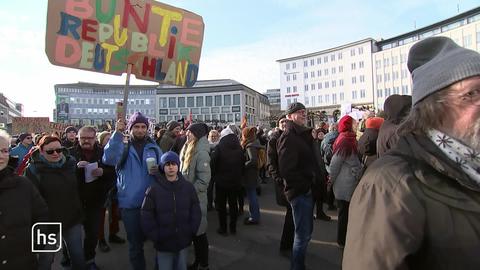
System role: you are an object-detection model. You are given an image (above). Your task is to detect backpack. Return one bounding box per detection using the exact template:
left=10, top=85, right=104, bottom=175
left=257, top=148, right=267, bottom=169
left=322, top=139, right=335, bottom=166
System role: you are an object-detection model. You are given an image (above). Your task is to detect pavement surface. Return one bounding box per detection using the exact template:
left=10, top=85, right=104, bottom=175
left=53, top=179, right=343, bottom=270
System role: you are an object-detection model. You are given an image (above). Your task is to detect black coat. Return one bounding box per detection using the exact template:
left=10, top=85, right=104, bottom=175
left=243, top=140, right=263, bottom=189
left=25, top=149, right=83, bottom=230
left=70, top=144, right=116, bottom=208
left=267, top=130, right=288, bottom=206
left=277, top=121, right=316, bottom=201
left=210, top=134, right=244, bottom=189
left=141, top=173, right=201, bottom=252
left=0, top=166, right=48, bottom=270
left=358, top=128, right=380, bottom=167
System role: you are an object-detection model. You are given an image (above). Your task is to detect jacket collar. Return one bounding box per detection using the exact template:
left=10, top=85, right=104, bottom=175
left=285, top=120, right=311, bottom=135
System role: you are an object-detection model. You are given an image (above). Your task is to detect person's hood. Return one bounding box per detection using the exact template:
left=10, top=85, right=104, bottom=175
left=383, top=95, right=412, bottom=124
left=219, top=133, right=241, bottom=150
left=220, top=126, right=234, bottom=140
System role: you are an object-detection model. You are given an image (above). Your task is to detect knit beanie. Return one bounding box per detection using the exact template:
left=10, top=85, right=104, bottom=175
left=186, top=123, right=208, bottom=139
left=18, top=133, right=31, bottom=142
left=286, top=102, right=306, bottom=115
left=166, top=120, right=181, bottom=131
left=407, top=36, right=480, bottom=105
left=127, top=112, right=149, bottom=131
left=64, top=126, right=77, bottom=134
left=365, top=117, right=384, bottom=130
left=160, top=151, right=181, bottom=169
left=338, top=115, right=354, bottom=133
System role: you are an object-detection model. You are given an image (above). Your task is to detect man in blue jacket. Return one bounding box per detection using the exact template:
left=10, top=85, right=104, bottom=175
left=103, top=112, right=162, bottom=270
left=10, top=133, right=33, bottom=168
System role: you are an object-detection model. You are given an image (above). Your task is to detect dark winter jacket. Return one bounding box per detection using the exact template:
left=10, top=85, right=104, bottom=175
left=25, top=149, right=83, bottom=230
left=277, top=121, right=316, bottom=201
left=141, top=173, right=201, bottom=252
left=344, top=132, right=480, bottom=269
left=243, top=139, right=263, bottom=189
left=357, top=128, right=380, bottom=167
left=158, top=130, right=176, bottom=153
left=377, top=95, right=411, bottom=157
left=0, top=166, right=48, bottom=270
left=210, top=134, right=244, bottom=189
left=321, top=130, right=339, bottom=173
left=267, top=129, right=288, bottom=206
left=62, top=138, right=77, bottom=150
left=70, top=144, right=116, bottom=208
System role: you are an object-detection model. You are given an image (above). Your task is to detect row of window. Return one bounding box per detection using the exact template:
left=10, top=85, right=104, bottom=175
left=65, top=97, right=153, bottom=106
left=165, top=106, right=241, bottom=115
left=376, top=70, right=409, bottom=83
left=58, top=88, right=155, bottom=95
left=375, top=54, right=407, bottom=69
left=159, top=94, right=241, bottom=108
left=285, top=47, right=366, bottom=70
left=287, top=89, right=367, bottom=107
left=377, top=86, right=410, bottom=98
left=71, top=108, right=155, bottom=115
left=159, top=113, right=242, bottom=123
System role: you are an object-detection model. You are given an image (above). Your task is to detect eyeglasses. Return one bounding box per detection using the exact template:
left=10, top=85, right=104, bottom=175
left=45, top=148, right=65, bottom=155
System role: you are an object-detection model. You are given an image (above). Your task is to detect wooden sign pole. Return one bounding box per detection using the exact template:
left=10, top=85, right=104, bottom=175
left=121, top=64, right=133, bottom=121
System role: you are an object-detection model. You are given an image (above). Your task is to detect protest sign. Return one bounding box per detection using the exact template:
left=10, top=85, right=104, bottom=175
left=12, top=117, right=50, bottom=135
left=45, top=0, right=204, bottom=87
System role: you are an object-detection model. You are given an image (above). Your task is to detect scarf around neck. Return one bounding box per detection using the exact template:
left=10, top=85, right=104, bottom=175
left=428, top=129, right=480, bottom=185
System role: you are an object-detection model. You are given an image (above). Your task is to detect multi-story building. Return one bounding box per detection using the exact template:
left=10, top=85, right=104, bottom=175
left=373, top=7, right=480, bottom=110
left=54, top=80, right=270, bottom=128
left=0, top=93, right=23, bottom=132
left=54, top=83, right=156, bottom=127
left=156, top=79, right=270, bottom=127
left=264, top=88, right=281, bottom=117
left=277, top=6, right=480, bottom=114
left=277, top=39, right=376, bottom=114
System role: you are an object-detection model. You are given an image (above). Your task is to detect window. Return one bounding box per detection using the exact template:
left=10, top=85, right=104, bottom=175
left=286, top=63, right=290, bottom=70
left=201, top=108, right=209, bottom=114
left=318, top=95, right=323, bottom=104
left=293, top=74, right=297, bottom=80
left=227, top=114, right=233, bottom=122
left=325, top=81, right=329, bottom=88
left=212, top=107, right=220, bottom=113
left=304, top=85, right=309, bottom=91
left=360, top=75, right=365, bottom=83
left=311, top=84, right=315, bottom=90
left=206, top=96, right=213, bottom=106
left=304, top=72, right=308, bottom=79
left=377, top=89, right=383, bottom=98
left=287, top=99, right=292, bottom=106
left=178, top=97, right=185, bottom=107
left=331, top=54, right=335, bottom=61
left=292, top=63, right=296, bottom=68
left=196, top=96, right=204, bottom=107
left=214, top=95, right=222, bottom=106
left=318, top=82, right=322, bottom=89
left=339, top=79, right=344, bottom=86
left=352, top=90, right=358, bottom=99
left=293, top=86, right=297, bottom=92
left=351, top=63, right=356, bottom=70
left=332, top=93, right=337, bottom=104
left=304, top=97, right=309, bottom=105
left=360, top=89, right=366, bottom=98
left=324, top=56, right=328, bottom=63
left=359, top=61, right=364, bottom=68
left=338, top=52, right=343, bottom=59
left=187, top=97, right=194, bottom=107
left=286, top=75, right=290, bottom=81
left=325, top=94, right=330, bottom=103
left=221, top=107, right=230, bottom=113
left=339, top=66, right=343, bottom=73
left=317, top=58, right=321, bottom=64
left=233, top=94, right=240, bottom=105
left=340, top=92, right=344, bottom=101
left=310, top=59, right=314, bottom=66
left=180, top=108, right=189, bottom=115
left=331, top=67, right=336, bottom=74
left=311, top=96, right=315, bottom=106
left=463, top=35, right=472, bottom=47
left=352, top=77, right=357, bottom=84
left=311, top=71, right=315, bottom=78
left=358, top=47, right=364, bottom=54
left=317, top=70, right=322, bottom=77
left=169, top=97, right=176, bottom=108
left=287, top=87, right=291, bottom=93
left=304, top=60, right=308, bottom=67
left=350, top=49, right=355, bottom=56
left=332, top=80, right=336, bottom=87
left=324, top=69, right=329, bottom=75
left=223, top=95, right=231, bottom=106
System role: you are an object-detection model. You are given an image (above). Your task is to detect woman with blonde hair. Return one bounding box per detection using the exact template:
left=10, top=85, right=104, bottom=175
left=179, top=123, right=211, bottom=270
left=241, top=126, right=263, bottom=225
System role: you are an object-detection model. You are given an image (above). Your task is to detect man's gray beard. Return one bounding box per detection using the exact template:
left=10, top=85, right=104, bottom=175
left=456, top=120, right=480, bottom=152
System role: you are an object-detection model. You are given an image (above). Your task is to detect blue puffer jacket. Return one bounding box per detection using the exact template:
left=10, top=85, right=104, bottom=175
left=141, top=173, right=201, bottom=252
left=10, top=144, right=33, bottom=168
left=102, top=131, right=162, bottom=208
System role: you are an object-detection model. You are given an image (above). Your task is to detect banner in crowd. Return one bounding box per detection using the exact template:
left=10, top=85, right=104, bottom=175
left=45, top=0, right=204, bottom=87
left=12, top=117, right=50, bottom=135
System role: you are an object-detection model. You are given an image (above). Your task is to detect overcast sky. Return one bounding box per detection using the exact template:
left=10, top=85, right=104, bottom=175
left=1, top=0, right=477, bottom=118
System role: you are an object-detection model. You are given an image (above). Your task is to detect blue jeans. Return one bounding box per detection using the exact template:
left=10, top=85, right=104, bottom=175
left=156, top=248, right=187, bottom=270
left=290, top=192, right=314, bottom=270
left=122, top=208, right=146, bottom=270
left=245, top=187, right=260, bottom=222
left=38, top=223, right=86, bottom=270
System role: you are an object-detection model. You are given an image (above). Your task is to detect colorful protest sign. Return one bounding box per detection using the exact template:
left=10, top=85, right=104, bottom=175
left=45, top=0, right=204, bottom=87
left=12, top=117, right=50, bottom=135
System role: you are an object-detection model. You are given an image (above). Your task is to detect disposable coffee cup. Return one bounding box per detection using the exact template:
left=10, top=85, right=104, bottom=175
left=146, top=157, right=157, bottom=172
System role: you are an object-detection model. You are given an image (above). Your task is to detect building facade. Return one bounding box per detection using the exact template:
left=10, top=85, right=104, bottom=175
left=277, top=39, right=376, bottom=114
left=54, top=83, right=156, bottom=127
left=54, top=80, right=270, bottom=128
left=156, top=79, right=270, bottom=127
left=277, top=6, right=480, bottom=114
left=373, top=7, right=480, bottom=110
left=0, top=93, right=23, bottom=132
left=264, top=88, right=281, bottom=117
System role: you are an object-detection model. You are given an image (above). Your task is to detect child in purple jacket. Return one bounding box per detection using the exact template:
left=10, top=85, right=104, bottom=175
left=141, top=151, right=201, bottom=270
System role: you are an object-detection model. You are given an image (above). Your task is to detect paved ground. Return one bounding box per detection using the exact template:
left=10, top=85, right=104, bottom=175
left=54, top=179, right=343, bottom=270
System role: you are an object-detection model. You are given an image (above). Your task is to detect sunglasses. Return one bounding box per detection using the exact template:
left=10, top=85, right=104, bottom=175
left=45, top=148, right=65, bottom=155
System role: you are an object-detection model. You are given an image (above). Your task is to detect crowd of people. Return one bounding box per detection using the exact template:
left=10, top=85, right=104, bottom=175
left=0, top=36, right=479, bottom=270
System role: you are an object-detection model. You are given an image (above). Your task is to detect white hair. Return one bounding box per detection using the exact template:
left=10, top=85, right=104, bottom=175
left=0, top=130, right=11, bottom=144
